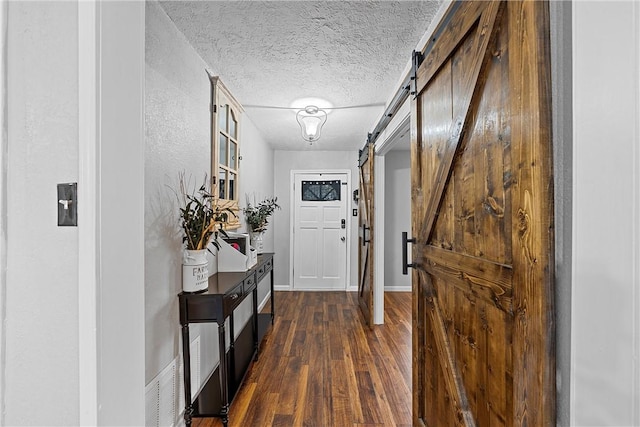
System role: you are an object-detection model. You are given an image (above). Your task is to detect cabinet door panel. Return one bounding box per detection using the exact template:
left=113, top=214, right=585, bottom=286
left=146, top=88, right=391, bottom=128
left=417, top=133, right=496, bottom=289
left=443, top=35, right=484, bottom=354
left=210, top=76, right=243, bottom=229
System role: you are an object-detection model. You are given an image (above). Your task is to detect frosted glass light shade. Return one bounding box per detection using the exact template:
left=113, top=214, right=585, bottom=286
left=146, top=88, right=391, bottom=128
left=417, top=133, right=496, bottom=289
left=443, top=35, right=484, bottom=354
left=296, top=106, right=327, bottom=143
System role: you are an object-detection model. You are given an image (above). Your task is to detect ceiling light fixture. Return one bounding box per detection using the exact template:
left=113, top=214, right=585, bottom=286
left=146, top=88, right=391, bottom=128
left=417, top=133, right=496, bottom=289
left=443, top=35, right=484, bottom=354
left=296, top=105, right=327, bottom=144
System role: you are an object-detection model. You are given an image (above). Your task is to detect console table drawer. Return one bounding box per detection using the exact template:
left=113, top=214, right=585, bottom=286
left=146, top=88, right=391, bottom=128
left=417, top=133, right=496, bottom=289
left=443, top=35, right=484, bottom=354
left=256, top=257, right=273, bottom=282
left=182, top=297, right=224, bottom=323
left=223, top=284, right=243, bottom=314
left=243, top=273, right=257, bottom=294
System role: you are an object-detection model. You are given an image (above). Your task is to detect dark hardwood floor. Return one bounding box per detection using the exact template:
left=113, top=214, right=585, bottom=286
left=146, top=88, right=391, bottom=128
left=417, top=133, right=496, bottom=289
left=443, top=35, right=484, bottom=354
left=193, top=291, right=412, bottom=427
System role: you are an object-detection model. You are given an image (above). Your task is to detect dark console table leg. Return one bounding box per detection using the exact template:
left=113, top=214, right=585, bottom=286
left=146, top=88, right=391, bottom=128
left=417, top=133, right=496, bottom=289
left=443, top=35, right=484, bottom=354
left=218, top=321, right=229, bottom=427
left=181, top=323, right=193, bottom=427
left=229, top=312, right=235, bottom=392
left=270, top=267, right=275, bottom=325
left=253, top=287, right=259, bottom=359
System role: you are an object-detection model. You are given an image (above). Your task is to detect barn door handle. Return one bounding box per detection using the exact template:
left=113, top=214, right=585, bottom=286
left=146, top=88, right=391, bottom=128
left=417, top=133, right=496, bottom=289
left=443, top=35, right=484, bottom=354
left=361, top=224, right=370, bottom=246
left=402, top=232, right=416, bottom=275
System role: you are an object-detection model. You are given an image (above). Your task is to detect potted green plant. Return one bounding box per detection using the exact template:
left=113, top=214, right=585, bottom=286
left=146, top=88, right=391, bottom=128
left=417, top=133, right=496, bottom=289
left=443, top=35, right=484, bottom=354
left=175, top=172, right=234, bottom=292
left=243, top=195, right=280, bottom=253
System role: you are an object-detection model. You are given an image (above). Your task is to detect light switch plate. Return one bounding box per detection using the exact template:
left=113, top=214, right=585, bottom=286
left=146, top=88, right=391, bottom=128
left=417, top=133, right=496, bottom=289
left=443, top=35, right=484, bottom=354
left=58, top=183, right=77, bottom=226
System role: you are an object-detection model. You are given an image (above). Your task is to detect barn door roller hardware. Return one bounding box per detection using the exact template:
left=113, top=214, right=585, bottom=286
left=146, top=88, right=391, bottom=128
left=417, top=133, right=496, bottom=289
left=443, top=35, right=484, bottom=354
left=359, top=133, right=373, bottom=167
left=402, top=232, right=416, bottom=275
left=410, top=50, right=424, bottom=98
left=360, top=47, right=425, bottom=150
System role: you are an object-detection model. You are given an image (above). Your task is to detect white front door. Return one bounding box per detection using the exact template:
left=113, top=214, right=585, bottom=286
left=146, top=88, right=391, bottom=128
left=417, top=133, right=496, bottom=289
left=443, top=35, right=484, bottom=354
left=293, top=172, right=348, bottom=290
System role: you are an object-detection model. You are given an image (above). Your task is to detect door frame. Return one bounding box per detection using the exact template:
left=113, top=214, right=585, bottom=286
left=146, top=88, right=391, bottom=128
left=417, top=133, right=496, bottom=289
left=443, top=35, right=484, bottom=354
left=371, top=100, right=411, bottom=324
left=571, top=2, right=640, bottom=425
left=78, top=1, right=99, bottom=422
left=289, top=169, right=352, bottom=291
left=78, top=2, right=146, bottom=423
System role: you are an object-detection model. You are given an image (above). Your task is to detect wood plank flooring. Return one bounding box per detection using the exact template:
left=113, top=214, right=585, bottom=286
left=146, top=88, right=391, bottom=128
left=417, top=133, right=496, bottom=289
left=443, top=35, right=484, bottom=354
left=193, top=291, right=412, bottom=427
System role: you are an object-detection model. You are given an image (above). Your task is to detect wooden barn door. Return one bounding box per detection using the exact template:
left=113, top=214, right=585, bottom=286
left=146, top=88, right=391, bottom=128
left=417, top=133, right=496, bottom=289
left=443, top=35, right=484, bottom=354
left=410, top=1, right=555, bottom=426
left=358, top=141, right=374, bottom=326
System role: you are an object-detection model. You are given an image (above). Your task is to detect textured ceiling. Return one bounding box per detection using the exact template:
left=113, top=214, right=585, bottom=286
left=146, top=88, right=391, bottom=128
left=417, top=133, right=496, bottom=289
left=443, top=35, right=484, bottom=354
left=159, top=1, right=442, bottom=151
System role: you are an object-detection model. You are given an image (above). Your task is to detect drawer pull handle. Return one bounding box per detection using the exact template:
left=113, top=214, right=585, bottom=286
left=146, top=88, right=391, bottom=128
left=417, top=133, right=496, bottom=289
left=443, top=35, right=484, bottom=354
left=230, top=293, right=239, bottom=300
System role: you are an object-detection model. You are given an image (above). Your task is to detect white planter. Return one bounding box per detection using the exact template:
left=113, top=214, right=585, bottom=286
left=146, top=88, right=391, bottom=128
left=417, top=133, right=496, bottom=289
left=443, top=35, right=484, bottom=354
left=182, top=249, right=208, bottom=293
left=250, top=231, right=264, bottom=254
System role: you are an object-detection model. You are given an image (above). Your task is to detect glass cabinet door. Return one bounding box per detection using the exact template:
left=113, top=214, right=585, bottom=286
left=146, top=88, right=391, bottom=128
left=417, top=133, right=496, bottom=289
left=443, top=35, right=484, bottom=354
left=219, top=135, right=228, bottom=167
left=211, top=76, right=242, bottom=229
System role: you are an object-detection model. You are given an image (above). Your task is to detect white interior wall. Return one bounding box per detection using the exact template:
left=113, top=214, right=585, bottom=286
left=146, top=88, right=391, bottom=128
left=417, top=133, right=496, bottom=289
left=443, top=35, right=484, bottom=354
left=145, top=0, right=213, bottom=385
left=4, top=2, right=146, bottom=424
left=231, top=116, right=276, bottom=333
left=0, top=1, right=7, bottom=423
left=78, top=1, right=98, bottom=422
left=97, top=2, right=146, bottom=424
left=4, top=2, right=80, bottom=424
left=236, top=116, right=276, bottom=309
left=572, top=1, right=640, bottom=425
left=145, top=2, right=275, bottom=420
left=383, top=151, right=411, bottom=291
left=273, top=150, right=359, bottom=290
left=236, top=116, right=276, bottom=256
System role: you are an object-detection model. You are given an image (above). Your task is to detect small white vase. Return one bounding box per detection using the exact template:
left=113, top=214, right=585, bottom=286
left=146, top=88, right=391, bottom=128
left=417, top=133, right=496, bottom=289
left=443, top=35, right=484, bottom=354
left=250, top=231, right=264, bottom=254
left=182, top=249, right=208, bottom=293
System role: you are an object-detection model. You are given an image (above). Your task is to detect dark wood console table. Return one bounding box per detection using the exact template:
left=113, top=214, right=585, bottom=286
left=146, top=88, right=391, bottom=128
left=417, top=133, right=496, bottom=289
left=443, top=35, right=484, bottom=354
left=178, top=253, right=274, bottom=427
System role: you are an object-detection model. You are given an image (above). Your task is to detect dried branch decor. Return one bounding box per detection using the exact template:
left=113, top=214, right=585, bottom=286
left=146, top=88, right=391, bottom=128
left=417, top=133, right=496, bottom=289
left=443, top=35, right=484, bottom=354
left=176, top=172, right=235, bottom=252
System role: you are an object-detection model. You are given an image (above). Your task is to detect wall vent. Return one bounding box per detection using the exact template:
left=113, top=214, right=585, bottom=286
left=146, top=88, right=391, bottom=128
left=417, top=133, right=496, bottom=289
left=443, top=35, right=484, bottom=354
left=145, top=358, right=177, bottom=427
left=158, top=361, right=177, bottom=426
left=145, top=335, right=201, bottom=427
left=144, top=378, right=160, bottom=427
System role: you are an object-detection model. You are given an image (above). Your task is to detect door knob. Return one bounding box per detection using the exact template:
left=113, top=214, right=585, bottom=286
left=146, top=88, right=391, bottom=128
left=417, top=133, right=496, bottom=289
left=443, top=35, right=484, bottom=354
left=341, top=236, right=346, bottom=242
